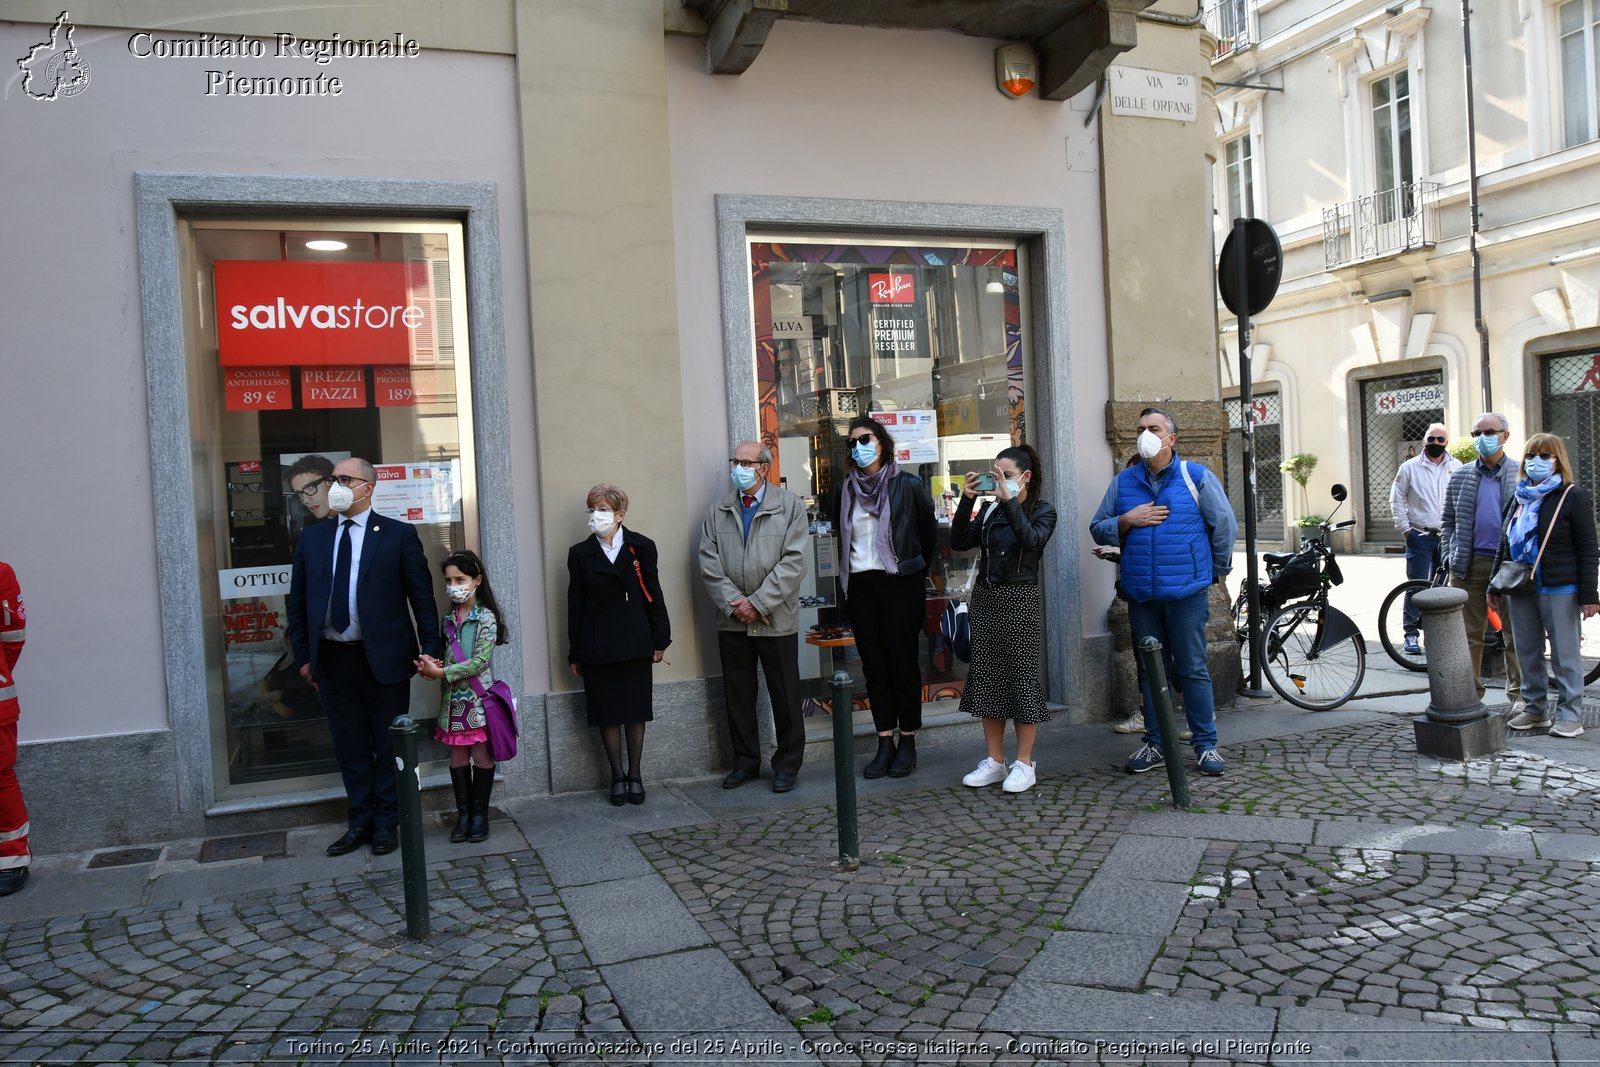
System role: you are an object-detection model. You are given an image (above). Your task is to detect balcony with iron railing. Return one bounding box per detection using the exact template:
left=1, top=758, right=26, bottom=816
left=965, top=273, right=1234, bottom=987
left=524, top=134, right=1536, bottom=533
left=1321, top=181, right=1441, bottom=270
left=1204, top=0, right=1251, bottom=60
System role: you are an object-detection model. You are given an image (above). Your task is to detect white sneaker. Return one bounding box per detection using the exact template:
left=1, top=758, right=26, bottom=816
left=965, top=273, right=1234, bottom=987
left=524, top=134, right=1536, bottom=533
left=1550, top=720, right=1585, bottom=738
left=1112, top=713, right=1144, bottom=734
left=1180, top=728, right=1194, bottom=741
left=1508, top=699, right=1526, bottom=719
left=962, top=756, right=1008, bottom=787
left=1002, top=760, right=1037, bottom=793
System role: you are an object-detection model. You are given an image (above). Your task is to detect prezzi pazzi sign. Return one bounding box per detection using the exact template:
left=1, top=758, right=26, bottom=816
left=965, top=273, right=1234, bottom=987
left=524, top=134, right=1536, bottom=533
left=1108, top=66, right=1197, bottom=122
left=214, top=261, right=428, bottom=366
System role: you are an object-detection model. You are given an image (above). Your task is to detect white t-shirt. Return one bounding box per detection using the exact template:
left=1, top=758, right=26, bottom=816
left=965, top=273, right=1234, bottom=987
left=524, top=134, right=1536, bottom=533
left=849, top=506, right=884, bottom=573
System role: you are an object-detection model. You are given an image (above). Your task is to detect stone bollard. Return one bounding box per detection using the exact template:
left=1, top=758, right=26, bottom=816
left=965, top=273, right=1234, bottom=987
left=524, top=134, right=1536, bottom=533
left=1413, top=587, right=1506, bottom=760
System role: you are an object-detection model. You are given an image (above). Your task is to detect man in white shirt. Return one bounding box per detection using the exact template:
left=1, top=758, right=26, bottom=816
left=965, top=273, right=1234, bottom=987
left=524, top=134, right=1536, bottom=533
left=1388, top=422, right=1463, bottom=654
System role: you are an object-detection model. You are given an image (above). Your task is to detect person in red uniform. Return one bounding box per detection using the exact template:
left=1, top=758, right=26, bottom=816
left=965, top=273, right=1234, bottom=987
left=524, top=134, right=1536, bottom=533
left=0, top=561, right=27, bottom=895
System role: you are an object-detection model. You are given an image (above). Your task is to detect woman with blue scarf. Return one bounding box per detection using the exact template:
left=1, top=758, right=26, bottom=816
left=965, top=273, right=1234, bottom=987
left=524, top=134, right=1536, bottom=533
left=835, top=416, right=937, bottom=779
left=1490, top=433, right=1599, bottom=737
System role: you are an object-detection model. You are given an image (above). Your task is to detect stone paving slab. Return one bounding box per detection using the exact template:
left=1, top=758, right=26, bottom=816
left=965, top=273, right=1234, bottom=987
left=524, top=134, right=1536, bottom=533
left=1532, top=831, right=1600, bottom=863
left=1017, top=931, right=1167, bottom=991
left=1274, top=1005, right=1552, bottom=1064
left=1552, top=1033, right=1600, bottom=1064
left=601, top=948, right=784, bottom=1034
left=1311, top=819, right=1537, bottom=858
left=987, top=983, right=1277, bottom=1039
left=504, top=791, right=710, bottom=850
left=1129, top=812, right=1315, bottom=845
left=1064, top=877, right=1191, bottom=936
left=562, top=875, right=710, bottom=965
left=0, top=862, right=147, bottom=922
left=1095, top=834, right=1208, bottom=883
left=539, top=837, right=654, bottom=888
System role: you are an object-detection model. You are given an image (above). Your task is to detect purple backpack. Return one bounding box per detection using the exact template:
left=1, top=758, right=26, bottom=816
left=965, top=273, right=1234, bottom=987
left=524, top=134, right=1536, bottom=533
left=447, top=615, right=519, bottom=762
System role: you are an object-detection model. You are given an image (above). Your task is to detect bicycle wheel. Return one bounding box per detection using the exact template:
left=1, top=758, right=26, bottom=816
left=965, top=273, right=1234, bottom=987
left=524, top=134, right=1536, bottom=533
left=1377, top=580, right=1430, bottom=672
left=1262, top=602, right=1366, bottom=710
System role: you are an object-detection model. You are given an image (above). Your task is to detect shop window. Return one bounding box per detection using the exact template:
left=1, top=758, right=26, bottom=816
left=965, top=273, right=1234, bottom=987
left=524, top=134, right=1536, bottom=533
left=748, top=238, right=1028, bottom=715
left=1543, top=348, right=1600, bottom=486
left=185, top=221, right=476, bottom=799
left=1223, top=392, right=1282, bottom=535
left=1359, top=370, right=1444, bottom=543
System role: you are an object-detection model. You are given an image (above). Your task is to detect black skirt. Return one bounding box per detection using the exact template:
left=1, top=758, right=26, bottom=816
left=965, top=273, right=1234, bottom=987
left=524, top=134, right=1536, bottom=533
left=582, top=659, right=655, bottom=726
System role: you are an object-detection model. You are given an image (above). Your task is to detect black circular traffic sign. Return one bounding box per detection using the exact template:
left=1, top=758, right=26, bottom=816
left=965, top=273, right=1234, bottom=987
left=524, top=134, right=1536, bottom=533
left=1218, top=218, right=1283, bottom=317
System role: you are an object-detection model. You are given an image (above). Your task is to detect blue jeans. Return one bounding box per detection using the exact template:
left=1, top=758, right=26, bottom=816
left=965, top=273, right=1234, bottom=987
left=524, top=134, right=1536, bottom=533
left=1128, top=589, right=1217, bottom=751
left=1402, top=531, right=1439, bottom=636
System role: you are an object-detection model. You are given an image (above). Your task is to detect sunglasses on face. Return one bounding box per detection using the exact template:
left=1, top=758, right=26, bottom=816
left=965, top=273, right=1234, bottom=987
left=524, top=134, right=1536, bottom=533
left=1425, top=437, right=1447, bottom=443
left=1530, top=452, right=1557, bottom=462
left=849, top=434, right=876, bottom=447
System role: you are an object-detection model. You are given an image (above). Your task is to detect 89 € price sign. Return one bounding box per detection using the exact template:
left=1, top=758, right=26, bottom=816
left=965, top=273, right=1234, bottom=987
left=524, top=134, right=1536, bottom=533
left=223, top=366, right=294, bottom=411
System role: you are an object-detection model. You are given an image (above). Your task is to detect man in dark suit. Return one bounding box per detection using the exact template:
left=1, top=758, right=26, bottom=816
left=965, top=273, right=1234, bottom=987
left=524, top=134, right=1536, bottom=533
left=287, top=457, right=441, bottom=856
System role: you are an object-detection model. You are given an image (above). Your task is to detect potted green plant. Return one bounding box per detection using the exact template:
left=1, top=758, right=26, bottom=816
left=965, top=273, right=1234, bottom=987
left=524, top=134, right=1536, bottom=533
left=1448, top=435, right=1477, bottom=463
left=1281, top=453, right=1319, bottom=545
left=1293, top=513, right=1326, bottom=548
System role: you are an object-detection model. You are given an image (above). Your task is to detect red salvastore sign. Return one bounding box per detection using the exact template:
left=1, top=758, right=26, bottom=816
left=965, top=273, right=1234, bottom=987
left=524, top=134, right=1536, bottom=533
left=214, top=261, right=428, bottom=366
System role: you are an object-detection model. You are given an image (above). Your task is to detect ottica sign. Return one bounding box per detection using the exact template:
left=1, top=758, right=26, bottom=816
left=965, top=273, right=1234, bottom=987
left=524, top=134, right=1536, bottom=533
left=214, top=261, right=427, bottom=366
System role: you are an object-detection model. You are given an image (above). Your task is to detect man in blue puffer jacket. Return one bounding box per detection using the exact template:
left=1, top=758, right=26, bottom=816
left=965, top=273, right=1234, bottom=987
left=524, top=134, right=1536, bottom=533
left=1092, top=407, right=1238, bottom=776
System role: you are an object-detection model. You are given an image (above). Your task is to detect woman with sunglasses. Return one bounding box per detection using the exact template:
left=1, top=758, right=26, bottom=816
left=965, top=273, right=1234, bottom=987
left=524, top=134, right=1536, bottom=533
left=835, top=416, right=937, bottom=779
left=1490, top=433, right=1599, bottom=738
left=952, top=443, right=1057, bottom=793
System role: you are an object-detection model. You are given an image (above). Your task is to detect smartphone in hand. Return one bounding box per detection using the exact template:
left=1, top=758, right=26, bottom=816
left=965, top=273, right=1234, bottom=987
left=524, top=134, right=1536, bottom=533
left=973, top=473, right=997, bottom=492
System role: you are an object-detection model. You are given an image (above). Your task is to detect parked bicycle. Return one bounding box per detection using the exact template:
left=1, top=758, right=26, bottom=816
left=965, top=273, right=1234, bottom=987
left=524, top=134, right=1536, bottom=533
left=1231, top=484, right=1366, bottom=710
left=1378, top=539, right=1600, bottom=684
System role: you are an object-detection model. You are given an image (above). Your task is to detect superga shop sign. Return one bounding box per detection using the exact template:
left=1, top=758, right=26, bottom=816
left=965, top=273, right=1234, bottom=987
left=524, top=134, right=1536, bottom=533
left=1372, top=382, right=1444, bottom=414
left=214, top=261, right=427, bottom=366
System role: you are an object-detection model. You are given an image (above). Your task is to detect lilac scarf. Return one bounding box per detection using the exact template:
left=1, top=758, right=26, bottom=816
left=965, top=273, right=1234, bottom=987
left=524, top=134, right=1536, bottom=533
left=839, top=457, right=901, bottom=593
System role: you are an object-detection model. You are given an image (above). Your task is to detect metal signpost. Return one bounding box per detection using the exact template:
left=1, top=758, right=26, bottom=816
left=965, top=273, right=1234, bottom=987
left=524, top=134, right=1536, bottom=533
left=1218, top=217, right=1283, bottom=696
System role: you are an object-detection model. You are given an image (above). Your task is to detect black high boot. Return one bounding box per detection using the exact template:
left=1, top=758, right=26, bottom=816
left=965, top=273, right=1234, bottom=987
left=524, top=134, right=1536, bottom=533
left=863, top=735, right=896, bottom=780
left=449, top=765, right=472, bottom=843
left=468, top=765, right=495, bottom=842
left=888, top=734, right=917, bottom=778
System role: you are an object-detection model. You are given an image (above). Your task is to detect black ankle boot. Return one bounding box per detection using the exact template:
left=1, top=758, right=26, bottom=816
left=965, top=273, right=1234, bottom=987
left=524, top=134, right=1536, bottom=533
left=468, top=765, right=495, bottom=842
left=449, top=765, right=472, bottom=843
left=863, top=736, right=896, bottom=780
left=888, top=734, right=917, bottom=778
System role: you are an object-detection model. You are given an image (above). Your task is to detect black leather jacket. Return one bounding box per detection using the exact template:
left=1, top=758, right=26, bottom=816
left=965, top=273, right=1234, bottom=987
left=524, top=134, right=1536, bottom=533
left=950, top=494, right=1058, bottom=586
left=834, top=471, right=938, bottom=577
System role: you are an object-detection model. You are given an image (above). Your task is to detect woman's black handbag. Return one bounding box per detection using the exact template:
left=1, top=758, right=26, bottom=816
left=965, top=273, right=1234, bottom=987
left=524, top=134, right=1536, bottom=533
left=1490, top=486, right=1571, bottom=597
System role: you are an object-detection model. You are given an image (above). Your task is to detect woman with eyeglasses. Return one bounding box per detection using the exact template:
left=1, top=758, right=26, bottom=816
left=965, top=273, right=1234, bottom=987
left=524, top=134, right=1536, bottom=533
left=835, top=416, right=937, bottom=779
left=1490, top=433, right=1599, bottom=738
left=566, top=484, right=671, bottom=804
left=953, top=444, right=1058, bottom=793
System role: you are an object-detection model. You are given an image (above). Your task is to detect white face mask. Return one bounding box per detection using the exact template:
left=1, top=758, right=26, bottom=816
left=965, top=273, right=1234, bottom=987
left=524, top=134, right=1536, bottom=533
left=1137, top=429, right=1167, bottom=461
left=327, top=482, right=355, bottom=513
left=447, top=584, right=476, bottom=604
left=588, top=509, right=617, bottom=536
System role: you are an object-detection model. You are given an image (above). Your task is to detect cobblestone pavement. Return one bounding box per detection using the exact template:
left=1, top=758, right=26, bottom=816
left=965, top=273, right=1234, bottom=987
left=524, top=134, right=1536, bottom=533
left=0, top=852, right=636, bottom=1065
left=7, top=711, right=1600, bottom=1065
left=643, top=715, right=1600, bottom=1065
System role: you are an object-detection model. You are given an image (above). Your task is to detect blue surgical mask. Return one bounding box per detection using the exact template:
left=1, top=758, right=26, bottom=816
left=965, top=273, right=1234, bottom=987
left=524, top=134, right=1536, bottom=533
left=730, top=465, right=759, bottom=492
left=1004, top=480, right=1020, bottom=497
left=1524, top=457, right=1554, bottom=482
left=852, top=441, right=878, bottom=468
left=1474, top=433, right=1502, bottom=459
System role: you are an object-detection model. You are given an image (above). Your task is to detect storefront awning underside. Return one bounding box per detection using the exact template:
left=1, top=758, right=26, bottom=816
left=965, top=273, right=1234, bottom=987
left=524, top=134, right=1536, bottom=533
left=681, top=0, right=1160, bottom=100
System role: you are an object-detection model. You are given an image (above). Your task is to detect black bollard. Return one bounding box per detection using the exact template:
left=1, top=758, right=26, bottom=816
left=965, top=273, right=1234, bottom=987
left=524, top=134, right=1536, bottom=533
left=389, top=715, right=430, bottom=940
left=1135, top=637, right=1191, bottom=809
left=830, top=671, right=860, bottom=870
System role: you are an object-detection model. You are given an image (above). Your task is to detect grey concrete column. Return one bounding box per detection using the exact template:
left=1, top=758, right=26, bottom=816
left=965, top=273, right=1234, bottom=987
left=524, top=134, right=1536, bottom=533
left=1414, top=587, right=1505, bottom=759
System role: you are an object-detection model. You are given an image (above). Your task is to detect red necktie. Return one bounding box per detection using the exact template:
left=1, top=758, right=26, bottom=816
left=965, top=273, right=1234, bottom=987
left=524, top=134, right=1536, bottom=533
left=743, top=495, right=756, bottom=509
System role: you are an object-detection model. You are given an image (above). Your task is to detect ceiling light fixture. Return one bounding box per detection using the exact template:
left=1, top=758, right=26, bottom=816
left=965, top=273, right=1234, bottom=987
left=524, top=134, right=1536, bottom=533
left=305, top=239, right=348, bottom=252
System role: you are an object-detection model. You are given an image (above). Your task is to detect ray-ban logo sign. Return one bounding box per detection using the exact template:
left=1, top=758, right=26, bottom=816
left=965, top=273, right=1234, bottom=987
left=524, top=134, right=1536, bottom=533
left=868, top=274, right=915, bottom=304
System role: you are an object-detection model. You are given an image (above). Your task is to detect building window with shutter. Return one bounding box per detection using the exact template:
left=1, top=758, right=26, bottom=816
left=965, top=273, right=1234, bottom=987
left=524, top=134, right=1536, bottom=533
left=1561, top=0, right=1600, bottom=147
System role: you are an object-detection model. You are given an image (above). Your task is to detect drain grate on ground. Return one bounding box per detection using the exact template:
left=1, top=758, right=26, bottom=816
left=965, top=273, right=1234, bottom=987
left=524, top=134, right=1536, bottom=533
left=198, top=831, right=287, bottom=864
left=86, top=847, right=161, bottom=869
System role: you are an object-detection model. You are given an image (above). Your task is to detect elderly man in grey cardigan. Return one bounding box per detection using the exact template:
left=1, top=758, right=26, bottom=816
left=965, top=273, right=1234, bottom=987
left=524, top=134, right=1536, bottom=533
left=699, top=441, right=811, bottom=793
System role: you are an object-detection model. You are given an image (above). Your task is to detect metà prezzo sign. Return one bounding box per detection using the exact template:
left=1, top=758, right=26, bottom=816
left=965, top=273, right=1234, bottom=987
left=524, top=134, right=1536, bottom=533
left=1108, top=66, right=1197, bottom=122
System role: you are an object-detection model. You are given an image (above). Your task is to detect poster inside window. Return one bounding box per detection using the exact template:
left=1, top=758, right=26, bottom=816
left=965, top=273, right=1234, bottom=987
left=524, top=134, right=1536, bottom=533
left=747, top=238, right=1031, bottom=718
